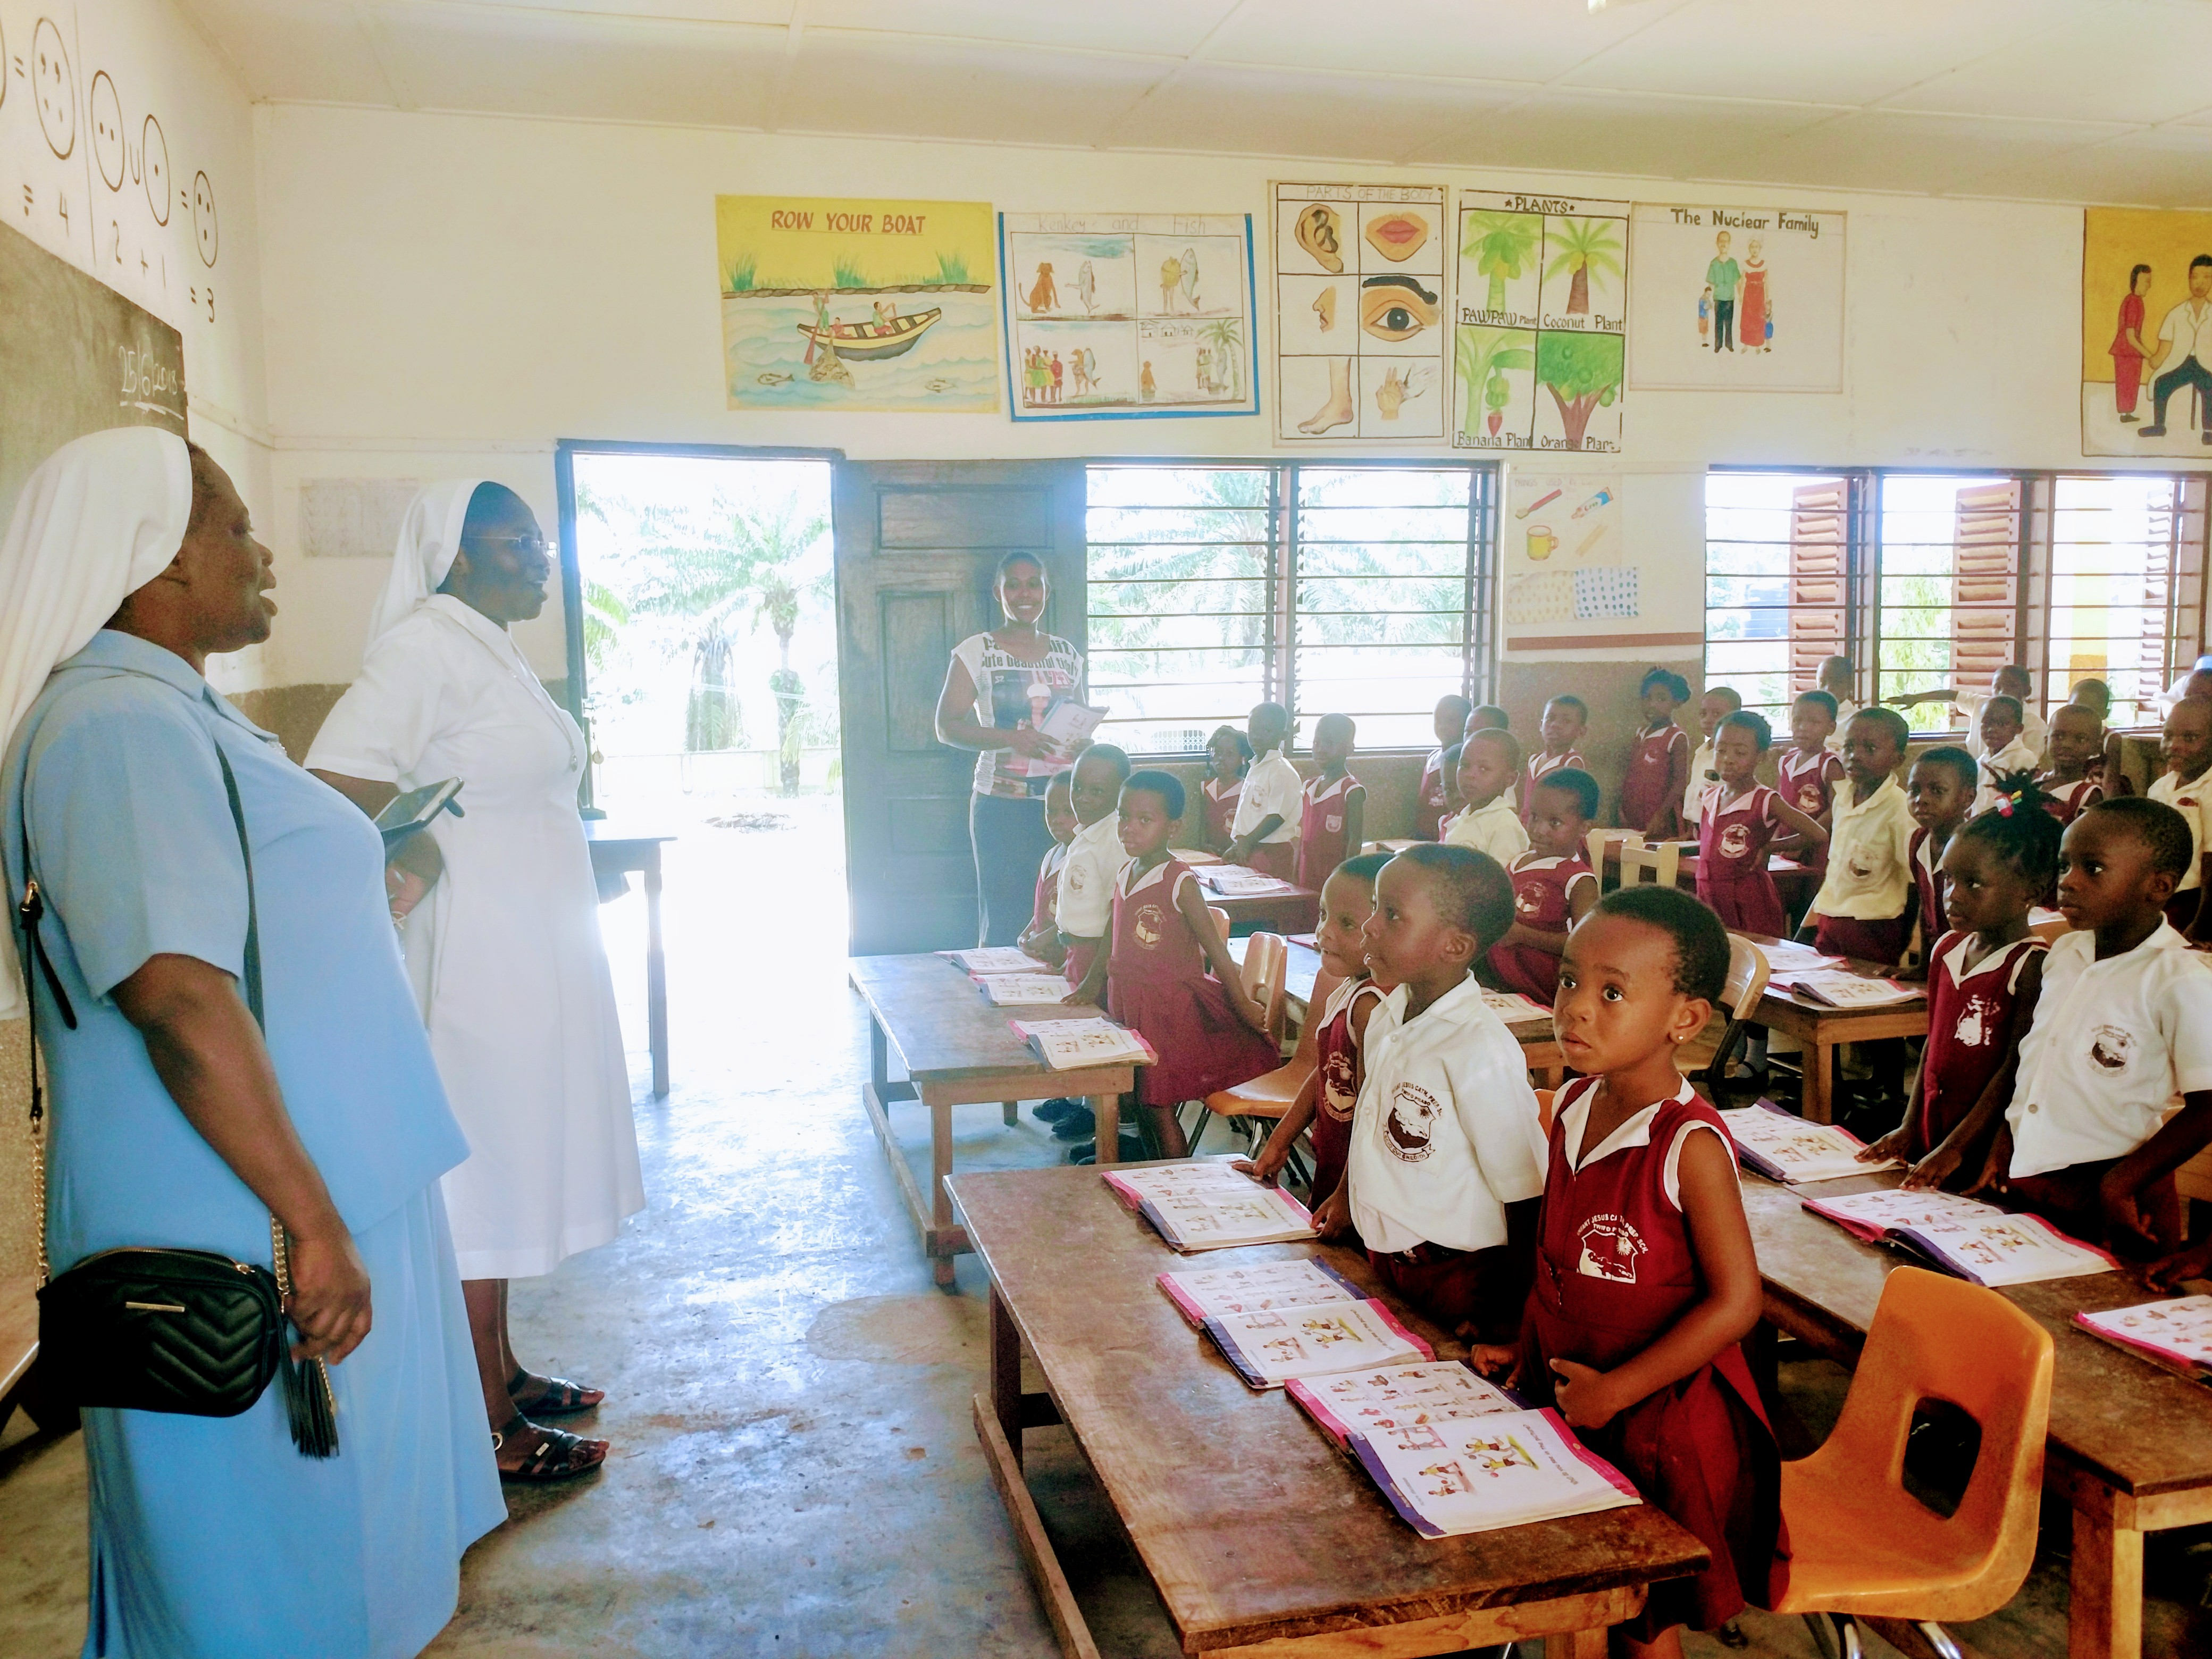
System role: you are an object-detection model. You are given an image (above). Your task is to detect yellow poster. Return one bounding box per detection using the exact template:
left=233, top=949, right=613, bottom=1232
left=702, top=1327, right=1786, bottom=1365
left=2081, top=206, right=2212, bottom=457
left=715, top=195, right=998, bottom=412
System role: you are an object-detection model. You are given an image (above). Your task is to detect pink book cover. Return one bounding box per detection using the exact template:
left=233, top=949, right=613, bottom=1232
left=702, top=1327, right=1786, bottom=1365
left=1157, top=1258, right=1361, bottom=1329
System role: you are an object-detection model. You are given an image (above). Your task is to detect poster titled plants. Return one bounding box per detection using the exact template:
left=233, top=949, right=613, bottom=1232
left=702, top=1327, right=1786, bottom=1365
left=998, top=212, right=1258, bottom=421
left=715, top=195, right=998, bottom=412
left=1452, top=191, right=1629, bottom=454
left=1272, top=180, right=1448, bottom=442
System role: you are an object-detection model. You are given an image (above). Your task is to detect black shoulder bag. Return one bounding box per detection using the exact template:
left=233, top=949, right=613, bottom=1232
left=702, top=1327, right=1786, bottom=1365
left=18, top=744, right=339, bottom=1457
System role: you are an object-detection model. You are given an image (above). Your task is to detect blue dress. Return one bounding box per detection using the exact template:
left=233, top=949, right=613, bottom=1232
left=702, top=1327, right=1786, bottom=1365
left=3, top=632, right=505, bottom=1659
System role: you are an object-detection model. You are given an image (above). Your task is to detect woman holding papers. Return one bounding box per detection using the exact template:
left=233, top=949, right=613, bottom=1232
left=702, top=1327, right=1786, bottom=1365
left=309, top=480, right=641, bottom=1480
left=934, top=551, right=1088, bottom=945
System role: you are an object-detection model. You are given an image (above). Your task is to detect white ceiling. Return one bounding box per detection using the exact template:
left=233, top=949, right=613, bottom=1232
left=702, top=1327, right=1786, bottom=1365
left=177, top=0, right=2212, bottom=206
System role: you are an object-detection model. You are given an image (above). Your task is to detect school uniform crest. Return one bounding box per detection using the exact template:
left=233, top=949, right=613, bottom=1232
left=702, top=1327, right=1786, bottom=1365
left=1384, top=1082, right=1440, bottom=1162
left=1515, top=884, right=1543, bottom=916
left=1795, top=784, right=1822, bottom=811
left=1953, top=995, right=1993, bottom=1048
left=1324, top=813, right=1343, bottom=833
left=1320, top=1046, right=1357, bottom=1120
left=1068, top=864, right=1086, bottom=892
left=2088, top=1024, right=2135, bottom=1074
left=1719, top=823, right=1752, bottom=859
left=1134, top=904, right=1165, bottom=949
left=1574, top=1213, right=1647, bottom=1283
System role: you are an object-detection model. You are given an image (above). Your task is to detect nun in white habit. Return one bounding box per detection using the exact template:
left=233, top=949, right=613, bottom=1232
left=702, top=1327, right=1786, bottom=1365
left=308, top=479, right=642, bottom=1467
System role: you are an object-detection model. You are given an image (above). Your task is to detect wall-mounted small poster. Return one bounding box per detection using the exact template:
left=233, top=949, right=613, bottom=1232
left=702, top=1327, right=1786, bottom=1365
left=1629, top=204, right=1846, bottom=392
left=2081, top=206, right=2212, bottom=457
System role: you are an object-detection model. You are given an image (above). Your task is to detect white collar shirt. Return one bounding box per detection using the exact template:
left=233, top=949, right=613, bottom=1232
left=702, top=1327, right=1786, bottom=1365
left=1055, top=814, right=1130, bottom=936
left=1683, top=739, right=1719, bottom=823
left=2007, top=923, right=2212, bottom=1178
left=1972, top=734, right=2043, bottom=814
left=2147, top=763, right=2212, bottom=893
left=1812, top=775, right=1916, bottom=919
left=1230, top=746, right=1301, bottom=844
left=1346, top=976, right=1548, bottom=1254
left=1956, top=690, right=2048, bottom=765
left=1823, top=699, right=1862, bottom=755
left=2156, top=297, right=2212, bottom=372
left=1443, top=795, right=1530, bottom=867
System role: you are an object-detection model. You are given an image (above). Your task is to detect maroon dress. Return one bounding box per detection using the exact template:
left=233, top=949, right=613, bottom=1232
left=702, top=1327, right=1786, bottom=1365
left=1488, top=852, right=1595, bottom=1003
left=1295, top=772, right=1359, bottom=891
left=1521, top=1078, right=1781, bottom=1639
left=1777, top=747, right=1842, bottom=874
left=1309, top=976, right=1384, bottom=1214
left=2040, top=775, right=2103, bottom=827
left=1202, top=776, right=1244, bottom=849
left=1521, top=749, right=1586, bottom=825
left=1908, top=826, right=1951, bottom=943
left=1696, top=785, right=1788, bottom=936
left=1107, top=859, right=1280, bottom=1108
left=1619, top=724, right=1689, bottom=836
left=1030, top=842, right=1067, bottom=940
left=1913, top=932, right=2045, bottom=1166
left=1417, top=748, right=1450, bottom=841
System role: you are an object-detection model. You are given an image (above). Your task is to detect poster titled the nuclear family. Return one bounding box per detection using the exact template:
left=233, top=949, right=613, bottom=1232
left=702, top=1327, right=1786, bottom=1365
left=1629, top=204, right=1846, bottom=392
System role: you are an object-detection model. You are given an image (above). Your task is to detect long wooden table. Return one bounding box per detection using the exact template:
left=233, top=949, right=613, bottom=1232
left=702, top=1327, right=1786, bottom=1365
left=1740, top=934, right=1929, bottom=1125
left=849, top=954, right=1138, bottom=1286
left=951, top=1163, right=1710, bottom=1658
left=1745, top=1169, right=2212, bottom=1659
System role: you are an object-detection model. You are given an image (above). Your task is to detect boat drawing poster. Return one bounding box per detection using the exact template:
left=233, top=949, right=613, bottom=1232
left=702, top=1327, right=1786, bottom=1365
left=1272, top=181, right=1448, bottom=442
left=2081, top=207, right=2212, bottom=458
left=1452, top=191, right=1629, bottom=454
left=999, top=213, right=1258, bottom=422
left=715, top=195, right=998, bottom=412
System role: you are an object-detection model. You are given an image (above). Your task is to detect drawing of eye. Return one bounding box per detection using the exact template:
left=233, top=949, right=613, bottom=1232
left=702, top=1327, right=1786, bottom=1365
left=1360, top=274, right=1439, bottom=341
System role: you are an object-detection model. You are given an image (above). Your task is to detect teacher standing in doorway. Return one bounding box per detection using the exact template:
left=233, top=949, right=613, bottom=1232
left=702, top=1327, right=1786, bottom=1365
left=935, top=552, right=1085, bottom=946
left=308, top=480, right=644, bottom=1482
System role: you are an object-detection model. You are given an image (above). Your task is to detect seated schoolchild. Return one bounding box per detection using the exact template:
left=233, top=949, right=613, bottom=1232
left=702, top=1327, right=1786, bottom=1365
left=1417, top=696, right=1473, bottom=841
left=1487, top=767, right=1600, bottom=1004
left=1443, top=727, right=1530, bottom=868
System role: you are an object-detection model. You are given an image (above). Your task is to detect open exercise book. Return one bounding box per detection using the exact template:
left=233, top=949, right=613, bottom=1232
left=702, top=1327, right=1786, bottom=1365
left=2075, top=1296, right=2212, bottom=1384
left=1197, top=865, right=1301, bottom=898
left=1803, top=1188, right=2117, bottom=1287
left=1286, top=1360, right=1524, bottom=1452
left=1103, top=1160, right=1314, bottom=1251
left=971, top=973, right=1077, bottom=1007
left=1351, top=1405, right=1642, bottom=1539
left=945, top=946, right=1046, bottom=976
left=1158, top=1256, right=1363, bottom=1327
left=1481, top=989, right=1553, bottom=1030
left=1201, top=1299, right=1433, bottom=1389
left=1781, top=971, right=1922, bottom=1009
left=1010, top=1017, right=1157, bottom=1071
left=1721, top=1101, right=1900, bottom=1183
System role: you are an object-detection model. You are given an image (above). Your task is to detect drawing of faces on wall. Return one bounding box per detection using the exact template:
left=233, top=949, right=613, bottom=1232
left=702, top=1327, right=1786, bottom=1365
left=192, top=172, right=217, bottom=266
left=33, top=18, right=75, bottom=160
left=144, top=117, right=171, bottom=224
left=91, top=72, right=125, bottom=190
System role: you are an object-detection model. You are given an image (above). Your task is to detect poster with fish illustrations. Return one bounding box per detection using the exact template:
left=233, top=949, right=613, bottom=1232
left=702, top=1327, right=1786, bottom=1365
left=715, top=195, right=998, bottom=412
left=1272, top=181, right=1448, bottom=442
left=998, top=213, right=1259, bottom=422
left=1453, top=191, right=1629, bottom=454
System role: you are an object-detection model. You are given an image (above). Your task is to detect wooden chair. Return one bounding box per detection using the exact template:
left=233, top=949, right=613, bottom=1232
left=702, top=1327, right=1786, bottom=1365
left=1770, top=1266, right=2054, bottom=1659
left=1586, top=828, right=1681, bottom=894
left=1699, top=935, right=1773, bottom=1103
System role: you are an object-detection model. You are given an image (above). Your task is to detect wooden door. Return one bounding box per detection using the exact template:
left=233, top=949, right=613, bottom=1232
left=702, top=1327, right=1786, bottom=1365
left=834, top=460, right=1087, bottom=957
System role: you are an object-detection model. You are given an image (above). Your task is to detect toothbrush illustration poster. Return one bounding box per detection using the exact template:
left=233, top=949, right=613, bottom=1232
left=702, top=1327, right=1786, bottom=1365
left=1452, top=190, right=1629, bottom=454
left=1272, top=180, right=1448, bottom=442
left=1504, top=472, right=1628, bottom=632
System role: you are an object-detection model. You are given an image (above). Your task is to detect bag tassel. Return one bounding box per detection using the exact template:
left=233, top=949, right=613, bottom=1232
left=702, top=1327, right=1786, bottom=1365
left=271, top=1219, right=340, bottom=1459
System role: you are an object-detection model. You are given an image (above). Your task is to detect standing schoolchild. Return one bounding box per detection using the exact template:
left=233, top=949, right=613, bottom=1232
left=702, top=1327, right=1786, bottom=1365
left=1417, top=695, right=1473, bottom=841
left=1488, top=768, right=1601, bottom=1004
left=1975, top=797, right=2212, bottom=1257
left=1199, top=724, right=1253, bottom=851
left=1774, top=690, right=1845, bottom=873
left=2068, top=680, right=2115, bottom=790
left=1519, top=888, right=1779, bottom=1655
left=1443, top=727, right=1530, bottom=868
left=1068, top=771, right=1277, bottom=1160
left=2144, top=694, right=2212, bottom=936
left=1903, top=747, right=1978, bottom=956
left=1018, top=772, right=1079, bottom=972
left=2039, top=703, right=2106, bottom=827
left=1523, top=696, right=1589, bottom=824
left=1891, top=664, right=2048, bottom=766
left=1682, top=685, right=1740, bottom=831
left=1226, top=702, right=1301, bottom=881
left=1805, top=708, right=1917, bottom=967
left=1969, top=696, right=2040, bottom=816
left=1817, top=656, right=1861, bottom=755
left=1620, top=668, right=1693, bottom=839
left=1462, top=703, right=1510, bottom=745
left=1861, top=783, right=2056, bottom=1191
left=1316, top=846, right=1548, bottom=1356
left=1696, top=712, right=1828, bottom=937
left=1295, top=713, right=1365, bottom=890
left=1237, top=852, right=1394, bottom=1223
left=1055, top=745, right=1132, bottom=990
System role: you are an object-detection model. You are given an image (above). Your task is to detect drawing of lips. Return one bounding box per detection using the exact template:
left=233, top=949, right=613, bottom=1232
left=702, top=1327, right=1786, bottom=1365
left=1364, top=212, right=1429, bottom=262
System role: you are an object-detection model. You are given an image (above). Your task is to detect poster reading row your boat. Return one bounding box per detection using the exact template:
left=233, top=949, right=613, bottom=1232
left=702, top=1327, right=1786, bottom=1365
left=999, top=213, right=1259, bottom=422
left=715, top=195, right=998, bottom=412
left=1628, top=204, right=1846, bottom=392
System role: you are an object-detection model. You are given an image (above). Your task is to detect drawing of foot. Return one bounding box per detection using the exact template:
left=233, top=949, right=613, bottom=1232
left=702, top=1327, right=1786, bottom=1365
left=1297, top=358, right=1354, bottom=435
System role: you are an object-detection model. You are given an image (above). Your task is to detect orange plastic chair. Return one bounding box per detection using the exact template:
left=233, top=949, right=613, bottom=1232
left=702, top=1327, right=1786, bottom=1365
left=1770, top=1266, right=2054, bottom=1659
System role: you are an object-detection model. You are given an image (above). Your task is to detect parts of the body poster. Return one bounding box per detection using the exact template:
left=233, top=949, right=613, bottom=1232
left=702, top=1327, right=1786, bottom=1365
left=999, top=213, right=1257, bottom=421
left=1452, top=191, right=1628, bottom=454
left=1272, top=180, right=1447, bottom=442
left=2081, top=206, right=2212, bottom=458
left=1629, top=204, right=1844, bottom=392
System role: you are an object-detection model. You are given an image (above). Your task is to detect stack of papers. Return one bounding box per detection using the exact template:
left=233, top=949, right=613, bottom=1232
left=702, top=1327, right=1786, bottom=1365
left=1721, top=1101, right=1899, bottom=1183
left=1168, top=847, right=1222, bottom=866
left=1202, top=1299, right=1431, bottom=1389
left=1010, top=1017, right=1157, bottom=1071
left=1197, top=865, right=1301, bottom=898
left=1157, top=1257, right=1363, bottom=1327
left=1803, top=1188, right=2117, bottom=1286
left=1287, top=1361, right=1524, bottom=1452
left=1784, top=971, right=1922, bottom=1009
left=1102, top=1161, right=1316, bottom=1252
left=946, top=946, right=1047, bottom=975
left=2074, top=1296, right=2212, bottom=1383
left=971, top=973, right=1076, bottom=1007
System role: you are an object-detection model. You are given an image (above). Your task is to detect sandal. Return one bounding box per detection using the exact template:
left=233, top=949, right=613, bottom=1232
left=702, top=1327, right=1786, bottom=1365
left=508, top=1368, right=605, bottom=1416
left=493, top=1416, right=608, bottom=1483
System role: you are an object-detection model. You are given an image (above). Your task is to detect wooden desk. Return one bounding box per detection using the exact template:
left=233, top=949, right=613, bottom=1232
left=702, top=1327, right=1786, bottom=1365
left=1594, top=835, right=1815, bottom=904
left=1206, top=883, right=1323, bottom=936
left=848, top=954, right=1138, bottom=1286
left=1738, top=934, right=1926, bottom=1125
left=950, top=1163, right=1709, bottom=1658
left=584, top=821, right=675, bottom=1098
left=1745, top=1170, right=2212, bottom=1659
left=0, top=1275, right=39, bottom=1437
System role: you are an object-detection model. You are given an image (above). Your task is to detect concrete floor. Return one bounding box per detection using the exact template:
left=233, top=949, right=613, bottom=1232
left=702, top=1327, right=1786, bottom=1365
left=3, top=802, right=2209, bottom=1657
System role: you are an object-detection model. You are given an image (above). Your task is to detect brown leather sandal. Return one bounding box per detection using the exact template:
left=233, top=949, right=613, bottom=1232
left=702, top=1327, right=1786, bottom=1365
left=493, top=1417, right=608, bottom=1482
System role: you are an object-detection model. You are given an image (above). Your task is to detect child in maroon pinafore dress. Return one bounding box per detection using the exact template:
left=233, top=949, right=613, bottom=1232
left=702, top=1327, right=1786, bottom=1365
left=1488, top=767, right=1600, bottom=1004
left=1903, top=747, right=1976, bottom=960
left=1238, top=852, right=1394, bottom=1224
left=1416, top=696, right=1472, bottom=841
left=1200, top=724, right=1252, bottom=851
left=1619, top=668, right=1693, bottom=839
left=1523, top=696, right=1589, bottom=826
left=1696, top=711, right=1827, bottom=938
left=1018, top=773, right=1079, bottom=972
left=1518, top=888, right=1781, bottom=1652
left=2040, top=702, right=2107, bottom=833
left=1295, top=714, right=1365, bottom=891
left=1775, top=690, right=1844, bottom=876
left=1070, top=770, right=1278, bottom=1158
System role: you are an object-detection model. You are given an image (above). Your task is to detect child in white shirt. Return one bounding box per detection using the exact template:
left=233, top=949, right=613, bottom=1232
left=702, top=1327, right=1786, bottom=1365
left=2145, top=693, right=2212, bottom=937
left=1055, top=745, right=1132, bottom=990
left=1442, top=727, right=1530, bottom=868
left=1226, top=700, right=1301, bottom=882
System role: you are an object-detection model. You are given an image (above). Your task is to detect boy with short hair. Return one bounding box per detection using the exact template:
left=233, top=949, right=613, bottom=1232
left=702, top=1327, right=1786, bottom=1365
left=1443, top=727, right=1530, bottom=868
left=1817, top=657, right=1859, bottom=754
left=1683, top=685, right=1741, bottom=828
left=2040, top=703, right=2107, bottom=826
left=1980, top=797, right=2212, bottom=1257
left=1417, top=694, right=1473, bottom=841
left=1971, top=694, right=2041, bottom=815
left=1523, top=696, right=1589, bottom=823
left=1805, top=707, right=1917, bottom=966
left=1226, top=701, right=1300, bottom=881
left=1892, top=663, right=2049, bottom=765
left=1318, top=845, right=1548, bottom=1358
left=2147, top=695, right=2212, bottom=936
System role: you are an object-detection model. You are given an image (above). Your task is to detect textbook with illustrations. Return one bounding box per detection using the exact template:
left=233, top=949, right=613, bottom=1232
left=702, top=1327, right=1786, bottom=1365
left=1197, top=865, right=1301, bottom=898
left=373, top=778, right=464, bottom=848
left=1803, top=1188, right=2117, bottom=1286
left=1287, top=1361, right=1524, bottom=1452
left=1351, top=1406, right=1643, bottom=1539
left=1009, top=1016, right=1158, bottom=1071
left=971, top=973, right=1079, bottom=1007
left=1102, top=1159, right=1317, bottom=1251
left=1203, top=1299, right=1431, bottom=1389
left=1783, top=970, right=1922, bottom=1009
left=1158, top=1256, right=1363, bottom=1327
left=1481, top=989, right=1553, bottom=1027
left=2074, top=1296, right=2212, bottom=1384
left=1721, top=1101, right=1900, bottom=1183
left=1754, top=940, right=1844, bottom=975
left=1033, top=697, right=1108, bottom=760
left=946, top=946, right=1045, bottom=975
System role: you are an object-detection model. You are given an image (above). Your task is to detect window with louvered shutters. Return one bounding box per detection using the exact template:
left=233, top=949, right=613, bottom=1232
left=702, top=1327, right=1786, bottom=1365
left=1788, top=479, right=1849, bottom=692
left=1950, top=479, right=2022, bottom=694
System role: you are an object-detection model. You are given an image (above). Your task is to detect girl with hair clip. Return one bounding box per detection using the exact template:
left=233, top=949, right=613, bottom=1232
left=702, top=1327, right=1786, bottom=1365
left=1620, top=667, right=1694, bottom=839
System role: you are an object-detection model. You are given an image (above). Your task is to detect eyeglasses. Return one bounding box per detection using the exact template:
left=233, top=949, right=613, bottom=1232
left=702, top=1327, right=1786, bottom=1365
left=467, top=533, right=553, bottom=560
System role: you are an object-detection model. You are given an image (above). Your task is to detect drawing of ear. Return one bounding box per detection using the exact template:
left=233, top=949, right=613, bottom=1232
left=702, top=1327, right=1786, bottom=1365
left=1295, top=204, right=1344, bottom=274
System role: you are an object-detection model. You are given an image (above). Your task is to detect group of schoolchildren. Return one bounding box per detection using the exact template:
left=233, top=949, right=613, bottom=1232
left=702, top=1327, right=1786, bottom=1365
left=1008, top=667, right=2212, bottom=1659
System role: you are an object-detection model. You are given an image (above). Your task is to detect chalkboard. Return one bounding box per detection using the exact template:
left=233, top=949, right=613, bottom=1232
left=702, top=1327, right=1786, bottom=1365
left=1, top=217, right=186, bottom=537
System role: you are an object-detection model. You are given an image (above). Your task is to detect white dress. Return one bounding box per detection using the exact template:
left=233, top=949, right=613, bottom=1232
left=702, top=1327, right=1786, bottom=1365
left=307, top=594, right=646, bottom=1279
